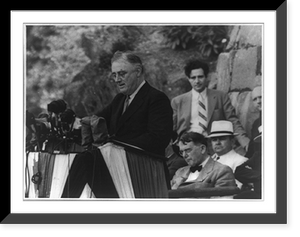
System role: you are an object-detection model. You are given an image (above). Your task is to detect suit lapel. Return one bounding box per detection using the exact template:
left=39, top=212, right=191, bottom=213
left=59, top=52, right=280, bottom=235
left=116, top=82, right=149, bottom=133
left=196, top=157, right=214, bottom=182
left=206, top=89, right=217, bottom=124
left=172, top=166, right=190, bottom=189
left=174, top=158, right=215, bottom=188
left=182, top=91, right=192, bottom=131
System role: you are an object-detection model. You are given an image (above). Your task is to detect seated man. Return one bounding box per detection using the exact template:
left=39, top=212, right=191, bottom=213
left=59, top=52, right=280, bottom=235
left=208, top=120, right=261, bottom=195
left=234, top=126, right=262, bottom=199
left=169, top=132, right=238, bottom=198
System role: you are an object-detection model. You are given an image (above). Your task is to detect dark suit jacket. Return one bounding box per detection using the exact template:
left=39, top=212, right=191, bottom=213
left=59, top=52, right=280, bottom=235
left=96, top=81, right=173, bottom=156
left=171, top=88, right=250, bottom=148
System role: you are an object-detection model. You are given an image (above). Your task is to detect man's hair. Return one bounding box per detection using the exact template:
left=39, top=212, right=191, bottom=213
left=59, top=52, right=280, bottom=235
left=179, top=132, right=208, bottom=147
left=111, top=50, right=143, bottom=73
left=184, top=59, right=209, bottom=78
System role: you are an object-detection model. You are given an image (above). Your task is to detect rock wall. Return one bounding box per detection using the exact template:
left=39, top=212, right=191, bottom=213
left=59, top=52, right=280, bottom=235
left=215, top=25, right=262, bottom=138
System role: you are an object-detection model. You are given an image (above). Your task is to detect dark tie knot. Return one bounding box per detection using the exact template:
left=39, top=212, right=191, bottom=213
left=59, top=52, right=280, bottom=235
left=190, top=165, right=202, bottom=173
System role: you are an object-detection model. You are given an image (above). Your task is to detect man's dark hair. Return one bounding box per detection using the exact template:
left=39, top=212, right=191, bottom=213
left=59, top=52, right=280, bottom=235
left=179, top=132, right=208, bottom=147
left=184, top=59, right=209, bottom=78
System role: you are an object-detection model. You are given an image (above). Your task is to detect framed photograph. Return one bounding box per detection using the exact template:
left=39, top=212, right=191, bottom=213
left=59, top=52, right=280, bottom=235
left=5, top=2, right=286, bottom=224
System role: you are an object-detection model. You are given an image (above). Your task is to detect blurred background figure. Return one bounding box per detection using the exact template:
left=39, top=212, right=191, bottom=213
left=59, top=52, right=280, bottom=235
left=245, top=85, right=262, bottom=158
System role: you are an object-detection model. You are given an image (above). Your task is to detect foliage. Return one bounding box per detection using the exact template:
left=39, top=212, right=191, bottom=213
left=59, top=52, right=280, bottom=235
left=26, top=25, right=92, bottom=114
left=157, top=25, right=230, bottom=59
left=26, top=25, right=143, bottom=115
left=26, top=25, right=228, bottom=116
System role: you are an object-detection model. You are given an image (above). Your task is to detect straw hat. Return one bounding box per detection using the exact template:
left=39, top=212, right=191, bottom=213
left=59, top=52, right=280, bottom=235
left=207, top=120, right=238, bottom=138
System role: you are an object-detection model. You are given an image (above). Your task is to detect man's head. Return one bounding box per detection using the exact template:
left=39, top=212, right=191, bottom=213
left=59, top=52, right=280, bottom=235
left=184, top=60, right=209, bottom=93
left=252, top=86, right=262, bottom=111
left=111, top=51, right=144, bottom=95
left=207, top=120, right=237, bottom=156
left=211, top=135, right=235, bottom=156
left=178, top=132, right=208, bottom=167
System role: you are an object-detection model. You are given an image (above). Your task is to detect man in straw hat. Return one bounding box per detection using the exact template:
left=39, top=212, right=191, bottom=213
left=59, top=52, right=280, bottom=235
left=208, top=120, right=261, bottom=198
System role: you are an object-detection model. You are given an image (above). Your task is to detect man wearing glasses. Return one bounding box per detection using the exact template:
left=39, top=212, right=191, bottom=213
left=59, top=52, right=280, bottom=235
left=169, top=131, right=238, bottom=198
left=96, top=50, right=173, bottom=156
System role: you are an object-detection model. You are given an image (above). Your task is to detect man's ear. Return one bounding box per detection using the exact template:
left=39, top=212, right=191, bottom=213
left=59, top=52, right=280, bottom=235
left=200, top=144, right=207, bottom=154
left=135, top=65, right=142, bottom=77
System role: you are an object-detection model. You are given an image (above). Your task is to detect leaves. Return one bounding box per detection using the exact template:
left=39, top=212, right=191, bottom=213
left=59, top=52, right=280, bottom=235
left=26, top=25, right=143, bottom=115
left=157, top=25, right=229, bottom=59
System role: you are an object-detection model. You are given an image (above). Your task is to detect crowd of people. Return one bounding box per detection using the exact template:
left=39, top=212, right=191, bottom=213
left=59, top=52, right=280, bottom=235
left=29, top=50, right=262, bottom=199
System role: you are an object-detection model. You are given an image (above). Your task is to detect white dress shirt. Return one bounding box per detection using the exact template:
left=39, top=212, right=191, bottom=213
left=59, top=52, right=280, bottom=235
left=212, top=149, right=248, bottom=172
left=185, top=156, right=210, bottom=182
left=212, top=149, right=248, bottom=188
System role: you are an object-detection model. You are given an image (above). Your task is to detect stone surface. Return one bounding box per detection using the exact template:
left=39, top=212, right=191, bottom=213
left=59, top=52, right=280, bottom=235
left=216, top=52, right=232, bottom=93
left=226, top=25, right=262, bottom=51
left=238, top=25, right=262, bottom=48
left=207, top=72, right=218, bottom=90
left=231, top=47, right=260, bottom=90
left=229, top=91, right=260, bottom=138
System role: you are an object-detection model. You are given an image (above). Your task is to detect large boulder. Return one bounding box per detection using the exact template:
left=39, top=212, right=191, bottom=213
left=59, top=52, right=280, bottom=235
left=231, top=46, right=262, bottom=90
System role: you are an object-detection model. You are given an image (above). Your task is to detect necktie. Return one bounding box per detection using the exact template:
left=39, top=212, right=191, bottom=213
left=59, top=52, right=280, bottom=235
left=198, top=94, right=207, bottom=134
left=190, top=165, right=203, bottom=173
left=123, top=95, right=130, bottom=114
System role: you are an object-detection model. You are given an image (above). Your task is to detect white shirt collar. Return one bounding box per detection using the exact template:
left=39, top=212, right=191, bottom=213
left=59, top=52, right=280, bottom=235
left=128, top=80, right=145, bottom=103
left=192, top=88, right=207, bottom=99
left=200, top=155, right=210, bottom=167
left=212, top=149, right=235, bottom=160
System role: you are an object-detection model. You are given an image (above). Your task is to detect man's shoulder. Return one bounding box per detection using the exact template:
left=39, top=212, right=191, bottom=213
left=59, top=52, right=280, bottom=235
left=112, top=93, right=125, bottom=102
left=207, top=88, right=226, bottom=97
left=171, top=91, right=192, bottom=102
left=174, top=165, right=190, bottom=175
left=205, top=157, right=232, bottom=174
left=146, top=84, right=171, bottom=103
left=231, top=150, right=248, bottom=159
left=213, top=159, right=232, bottom=171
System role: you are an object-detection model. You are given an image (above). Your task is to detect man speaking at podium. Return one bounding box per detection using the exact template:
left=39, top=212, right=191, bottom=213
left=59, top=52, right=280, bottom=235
left=96, top=50, right=173, bottom=156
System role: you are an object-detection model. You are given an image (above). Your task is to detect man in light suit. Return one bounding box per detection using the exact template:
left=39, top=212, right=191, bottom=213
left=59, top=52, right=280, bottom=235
left=171, top=59, right=250, bottom=150
left=169, top=132, right=238, bottom=198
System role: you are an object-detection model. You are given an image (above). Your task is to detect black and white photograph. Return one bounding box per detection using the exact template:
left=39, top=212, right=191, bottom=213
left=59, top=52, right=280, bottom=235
left=24, top=24, right=263, bottom=200
left=5, top=6, right=289, bottom=228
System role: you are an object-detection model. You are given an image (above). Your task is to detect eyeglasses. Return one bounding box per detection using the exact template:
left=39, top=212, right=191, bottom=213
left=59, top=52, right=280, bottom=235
left=111, top=70, right=128, bottom=81
left=179, top=148, right=192, bottom=157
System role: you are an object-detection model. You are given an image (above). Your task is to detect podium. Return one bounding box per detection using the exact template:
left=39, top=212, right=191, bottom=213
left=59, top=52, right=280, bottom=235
left=25, top=142, right=169, bottom=199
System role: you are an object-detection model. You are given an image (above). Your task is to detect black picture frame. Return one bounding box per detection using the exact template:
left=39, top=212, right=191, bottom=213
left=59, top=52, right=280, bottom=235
left=5, top=1, right=288, bottom=224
